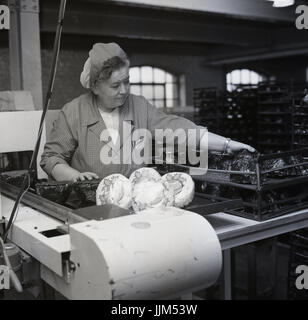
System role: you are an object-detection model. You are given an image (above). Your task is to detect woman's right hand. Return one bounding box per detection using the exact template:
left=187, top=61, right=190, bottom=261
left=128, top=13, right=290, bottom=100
left=72, top=172, right=99, bottom=182
left=51, top=164, right=100, bottom=182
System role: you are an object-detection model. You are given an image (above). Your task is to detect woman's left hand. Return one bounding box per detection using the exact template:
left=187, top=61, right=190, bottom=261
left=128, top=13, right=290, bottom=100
left=228, top=140, right=256, bottom=153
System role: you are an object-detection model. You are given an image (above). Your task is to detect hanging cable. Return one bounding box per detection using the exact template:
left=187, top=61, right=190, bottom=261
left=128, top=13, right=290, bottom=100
left=2, top=0, right=67, bottom=243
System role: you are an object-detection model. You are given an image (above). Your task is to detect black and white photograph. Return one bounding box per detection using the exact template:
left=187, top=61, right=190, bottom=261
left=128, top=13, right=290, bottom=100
left=0, top=0, right=308, bottom=303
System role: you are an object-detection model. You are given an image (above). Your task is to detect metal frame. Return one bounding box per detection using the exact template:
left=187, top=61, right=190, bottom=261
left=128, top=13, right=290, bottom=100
left=8, top=0, right=43, bottom=109
left=210, top=208, right=308, bottom=299
left=190, top=148, right=308, bottom=221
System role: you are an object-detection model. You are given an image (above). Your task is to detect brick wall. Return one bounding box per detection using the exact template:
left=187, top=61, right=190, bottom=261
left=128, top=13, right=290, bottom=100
left=41, top=49, right=88, bottom=109
left=0, top=47, right=89, bottom=109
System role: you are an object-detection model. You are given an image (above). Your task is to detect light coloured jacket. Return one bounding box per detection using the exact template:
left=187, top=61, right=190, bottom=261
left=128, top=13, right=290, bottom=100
left=40, top=93, right=205, bottom=179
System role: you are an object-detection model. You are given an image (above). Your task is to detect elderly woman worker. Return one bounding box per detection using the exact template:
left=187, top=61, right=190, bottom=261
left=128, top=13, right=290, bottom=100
left=40, top=43, right=255, bottom=182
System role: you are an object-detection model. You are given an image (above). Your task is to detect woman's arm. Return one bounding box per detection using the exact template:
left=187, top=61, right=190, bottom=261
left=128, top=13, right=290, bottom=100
left=51, top=164, right=99, bottom=182
left=206, top=132, right=255, bottom=153
left=51, top=164, right=80, bottom=181
left=40, top=109, right=78, bottom=179
left=41, top=109, right=98, bottom=182
left=146, top=100, right=255, bottom=153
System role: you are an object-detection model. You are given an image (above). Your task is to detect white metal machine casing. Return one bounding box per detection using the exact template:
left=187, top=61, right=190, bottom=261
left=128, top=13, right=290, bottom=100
left=41, top=207, right=222, bottom=300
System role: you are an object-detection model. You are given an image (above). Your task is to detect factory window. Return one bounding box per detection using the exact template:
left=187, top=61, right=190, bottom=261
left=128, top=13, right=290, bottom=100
left=226, top=69, right=267, bottom=91
left=129, top=66, right=180, bottom=108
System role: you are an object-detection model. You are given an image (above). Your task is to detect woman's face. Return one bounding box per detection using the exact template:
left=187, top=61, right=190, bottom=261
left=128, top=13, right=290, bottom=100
left=93, top=65, right=130, bottom=110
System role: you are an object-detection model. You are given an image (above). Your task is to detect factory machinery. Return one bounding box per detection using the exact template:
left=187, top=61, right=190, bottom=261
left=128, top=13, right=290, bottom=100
left=2, top=145, right=308, bottom=299
left=0, top=137, right=251, bottom=300
left=159, top=148, right=308, bottom=221
left=0, top=168, right=232, bottom=299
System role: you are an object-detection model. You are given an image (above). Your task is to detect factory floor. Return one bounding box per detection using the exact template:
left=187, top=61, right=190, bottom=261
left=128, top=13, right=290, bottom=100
left=0, top=236, right=301, bottom=300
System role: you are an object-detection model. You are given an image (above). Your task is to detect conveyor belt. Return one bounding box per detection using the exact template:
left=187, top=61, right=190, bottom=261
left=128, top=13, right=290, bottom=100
left=0, top=181, right=86, bottom=224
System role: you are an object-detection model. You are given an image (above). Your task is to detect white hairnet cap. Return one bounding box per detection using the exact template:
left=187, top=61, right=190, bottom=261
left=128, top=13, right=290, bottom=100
left=80, top=57, right=91, bottom=89
left=80, top=43, right=127, bottom=89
